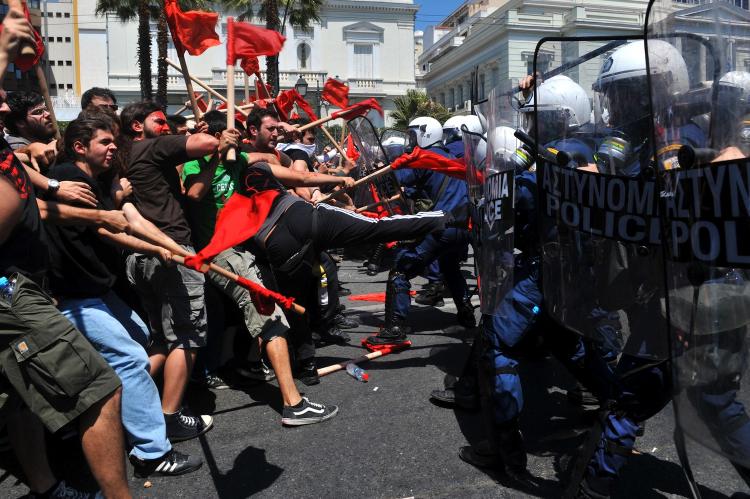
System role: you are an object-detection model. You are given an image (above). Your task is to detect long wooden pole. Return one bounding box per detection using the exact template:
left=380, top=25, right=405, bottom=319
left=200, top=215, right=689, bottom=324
left=226, top=62, right=237, bottom=161
left=317, top=165, right=392, bottom=203
left=320, top=126, right=346, bottom=159
left=243, top=73, right=250, bottom=104
left=355, top=194, right=400, bottom=213
left=317, top=347, right=407, bottom=377
left=171, top=255, right=306, bottom=315
left=33, top=65, right=60, bottom=140
left=174, top=52, right=203, bottom=121
left=165, top=57, right=249, bottom=117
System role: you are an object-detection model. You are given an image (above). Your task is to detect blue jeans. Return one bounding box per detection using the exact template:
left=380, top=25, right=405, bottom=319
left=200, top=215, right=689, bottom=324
left=59, top=292, right=171, bottom=460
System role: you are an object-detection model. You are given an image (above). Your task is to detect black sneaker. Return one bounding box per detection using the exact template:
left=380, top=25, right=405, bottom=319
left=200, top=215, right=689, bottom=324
left=281, top=397, right=339, bottom=426
left=334, top=313, right=359, bottom=329
left=25, top=480, right=101, bottom=499
left=165, top=409, right=214, bottom=442
left=294, top=361, right=320, bottom=386
left=235, top=360, right=276, bottom=382
left=203, top=373, right=231, bottom=390
left=130, top=449, right=203, bottom=478
left=457, top=300, right=477, bottom=328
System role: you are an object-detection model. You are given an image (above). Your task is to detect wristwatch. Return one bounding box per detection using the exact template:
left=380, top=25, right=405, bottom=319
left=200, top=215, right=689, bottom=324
left=47, top=178, right=60, bottom=196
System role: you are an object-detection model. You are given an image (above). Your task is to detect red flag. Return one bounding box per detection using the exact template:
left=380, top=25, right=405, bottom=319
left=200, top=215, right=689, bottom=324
left=227, top=18, right=286, bottom=66
left=293, top=91, right=318, bottom=121
left=236, top=276, right=296, bottom=315
left=390, top=147, right=467, bottom=180
left=241, top=55, right=260, bottom=76
left=164, top=0, right=220, bottom=57
left=184, top=191, right=278, bottom=273
left=255, top=79, right=273, bottom=99
left=274, top=89, right=296, bottom=121
left=12, top=3, right=44, bottom=71
left=290, top=112, right=301, bottom=120
left=332, top=98, right=383, bottom=120
left=192, top=92, right=208, bottom=112
left=321, top=78, right=349, bottom=109
left=346, top=134, right=360, bottom=162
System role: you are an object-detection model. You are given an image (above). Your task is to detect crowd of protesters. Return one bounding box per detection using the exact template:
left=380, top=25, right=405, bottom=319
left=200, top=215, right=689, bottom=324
left=0, top=7, right=453, bottom=497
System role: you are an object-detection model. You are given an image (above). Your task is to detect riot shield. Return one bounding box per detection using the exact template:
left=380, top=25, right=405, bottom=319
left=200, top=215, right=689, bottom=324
left=347, top=116, right=411, bottom=215
left=534, top=35, right=671, bottom=361
left=381, top=128, right=408, bottom=162
left=466, top=84, right=519, bottom=315
left=647, top=0, right=750, bottom=491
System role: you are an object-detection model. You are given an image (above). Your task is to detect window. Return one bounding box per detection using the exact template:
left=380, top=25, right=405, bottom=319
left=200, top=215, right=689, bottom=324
left=48, top=37, right=53, bottom=43
left=65, top=37, right=70, bottom=42
left=56, top=37, right=62, bottom=42
left=64, top=12, right=70, bottom=18
left=353, top=44, right=373, bottom=79
left=57, top=83, right=64, bottom=89
left=297, top=43, right=310, bottom=70
left=55, top=12, right=61, bottom=17
left=58, top=60, right=64, bottom=65
left=49, top=60, right=55, bottom=66
left=66, top=84, right=73, bottom=89
left=66, top=61, right=72, bottom=66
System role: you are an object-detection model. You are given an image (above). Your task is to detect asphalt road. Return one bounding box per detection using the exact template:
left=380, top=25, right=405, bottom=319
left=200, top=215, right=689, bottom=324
left=0, top=256, right=747, bottom=498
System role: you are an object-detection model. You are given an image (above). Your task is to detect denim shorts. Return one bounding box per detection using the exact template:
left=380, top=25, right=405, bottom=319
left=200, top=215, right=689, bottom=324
left=126, top=248, right=207, bottom=349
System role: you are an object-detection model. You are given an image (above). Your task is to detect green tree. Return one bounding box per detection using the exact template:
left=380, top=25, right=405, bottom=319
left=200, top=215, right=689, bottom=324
left=220, top=0, right=323, bottom=94
left=390, top=89, right=451, bottom=131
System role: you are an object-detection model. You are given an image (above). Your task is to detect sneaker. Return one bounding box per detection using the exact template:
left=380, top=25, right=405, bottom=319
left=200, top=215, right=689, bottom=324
left=165, top=409, right=214, bottom=443
left=334, top=313, right=359, bottom=329
left=235, top=360, right=276, bottom=382
left=281, top=397, right=338, bottom=426
left=203, top=373, right=231, bottom=390
left=430, top=387, right=480, bottom=411
left=25, top=480, right=102, bottom=499
left=130, top=449, right=203, bottom=478
left=294, top=361, right=320, bottom=386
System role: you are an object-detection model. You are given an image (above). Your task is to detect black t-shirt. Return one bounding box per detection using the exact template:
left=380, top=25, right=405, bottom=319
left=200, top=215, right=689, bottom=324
left=45, top=163, right=119, bottom=298
left=0, top=137, right=48, bottom=281
left=127, top=135, right=193, bottom=245
left=285, top=148, right=314, bottom=172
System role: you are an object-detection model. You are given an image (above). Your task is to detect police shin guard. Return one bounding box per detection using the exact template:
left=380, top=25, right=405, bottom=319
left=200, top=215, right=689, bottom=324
left=366, top=243, right=385, bottom=276
left=364, top=270, right=411, bottom=350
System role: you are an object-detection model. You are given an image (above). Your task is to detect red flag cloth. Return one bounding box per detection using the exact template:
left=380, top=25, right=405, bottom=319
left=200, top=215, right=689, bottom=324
left=12, top=3, right=44, bottom=71
left=164, top=0, right=220, bottom=57
left=292, top=91, right=318, bottom=121
left=348, top=291, right=416, bottom=302
left=290, top=112, right=300, bottom=120
left=321, top=78, right=349, bottom=109
left=226, top=18, right=286, bottom=66
left=390, top=147, right=467, bottom=180
left=332, top=98, right=383, bottom=120
left=274, top=89, right=297, bottom=121
left=255, top=79, right=273, bottom=99
left=241, top=55, right=260, bottom=76
left=193, top=92, right=208, bottom=112
left=346, top=134, right=360, bottom=162
left=236, top=276, right=296, bottom=314
left=183, top=190, right=280, bottom=272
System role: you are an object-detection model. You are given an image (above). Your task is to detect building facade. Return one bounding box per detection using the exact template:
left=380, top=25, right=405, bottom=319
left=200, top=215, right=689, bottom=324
left=68, top=0, right=418, bottom=126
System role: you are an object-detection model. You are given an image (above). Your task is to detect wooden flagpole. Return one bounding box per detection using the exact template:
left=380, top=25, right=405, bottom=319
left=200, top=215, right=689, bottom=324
left=225, top=17, right=237, bottom=161
left=165, top=58, right=249, bottom=118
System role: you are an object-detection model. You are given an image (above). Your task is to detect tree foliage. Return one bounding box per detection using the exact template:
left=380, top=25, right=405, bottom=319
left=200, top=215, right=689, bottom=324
left=390, top=90, right=452, bottom=131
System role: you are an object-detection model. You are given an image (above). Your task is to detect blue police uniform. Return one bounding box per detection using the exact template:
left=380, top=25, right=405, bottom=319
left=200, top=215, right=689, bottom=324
left=445, top=139, right=466, bottom=158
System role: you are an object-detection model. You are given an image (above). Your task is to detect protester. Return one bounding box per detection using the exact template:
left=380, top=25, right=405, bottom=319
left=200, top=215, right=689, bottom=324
left=120, top=100, right=224, bottom=441
left=167, top=114, right=189, bottom=136
left=81, top=87, right=118, bottom=112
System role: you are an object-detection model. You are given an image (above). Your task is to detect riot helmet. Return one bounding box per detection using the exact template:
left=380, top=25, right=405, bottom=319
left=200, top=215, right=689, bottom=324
left=519, top=75, right=591, bottom=145
left=408, top=117, right=443, bottom=149
left=593, top=40, right=689, bottom=139
left=443, top=115, right=483, bottom=145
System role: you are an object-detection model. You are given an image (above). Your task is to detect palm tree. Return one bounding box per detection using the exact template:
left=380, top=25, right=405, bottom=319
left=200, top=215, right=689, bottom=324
left=221, top=0, right=323, bottom=94
left=156, top=11, right=168, bottom=106
left=391, top=90, right=452, bottom=131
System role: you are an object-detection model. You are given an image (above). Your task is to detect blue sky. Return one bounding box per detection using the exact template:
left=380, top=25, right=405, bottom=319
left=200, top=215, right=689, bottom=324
left=415, top=1, right=465, bottom=31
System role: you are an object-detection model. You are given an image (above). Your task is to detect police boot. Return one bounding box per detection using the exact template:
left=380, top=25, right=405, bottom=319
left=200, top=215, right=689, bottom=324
left=365, top=271, right=410, bottom=348
left=457, top=298, right=477, bottom=328
left=430, top=375, right=479, bottom=410
left=366, top=243, right=385, bottom=276
left=415, top=282, right=445, bottom=307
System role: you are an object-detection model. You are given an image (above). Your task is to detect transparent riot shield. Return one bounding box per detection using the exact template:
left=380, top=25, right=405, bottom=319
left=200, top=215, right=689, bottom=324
left=647, top=0, right=750, bottom=493
left=347, top=116, right=411, bottom=215
left=467, top=84, right=519, bottom=315
left=381, top=128, right=408, bottom=162
left=534, top=36, right=671, bottom=361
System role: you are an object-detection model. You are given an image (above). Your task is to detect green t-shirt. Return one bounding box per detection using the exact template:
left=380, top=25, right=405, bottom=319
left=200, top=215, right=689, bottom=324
left=181, top=153, right=246, bottom=251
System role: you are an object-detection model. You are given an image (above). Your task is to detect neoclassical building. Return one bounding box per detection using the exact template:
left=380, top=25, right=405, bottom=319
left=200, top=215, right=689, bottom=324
left=69, top=0, right=419, bottom=125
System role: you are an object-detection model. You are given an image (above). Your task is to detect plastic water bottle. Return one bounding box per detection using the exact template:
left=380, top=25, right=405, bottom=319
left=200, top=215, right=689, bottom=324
left=318, top=266, right=329, bottom=307
left=346, top=363, right=369, bottom=382
left=0, top=276, right=15, bottom=304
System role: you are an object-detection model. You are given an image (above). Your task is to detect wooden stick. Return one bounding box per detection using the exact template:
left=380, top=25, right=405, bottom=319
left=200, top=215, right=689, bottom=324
left=297, top=114, right=335, bottom=132
left=174, top=53, right=203, bottom=121
left=317, top=350, right=387, bottom=377
left=164, top=58, right=249, bottom=117
left=174, top=104, right=188, bottom=115
left=339, top=123, right=347, bottom=168
left=355, top=194, right=400, bottom=213
left=317, top=166, right=392, bottom=203
left=171, top=255, right=306, bottom=315
left=320, top=126, right=346, bottom=159
left=226, top=62, right=237, bottom=162
left=244, top=73, right=250, bottom=104
left=33, top=65, right=60, bottom=140
left=10, top=1, right=36, bottom=57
